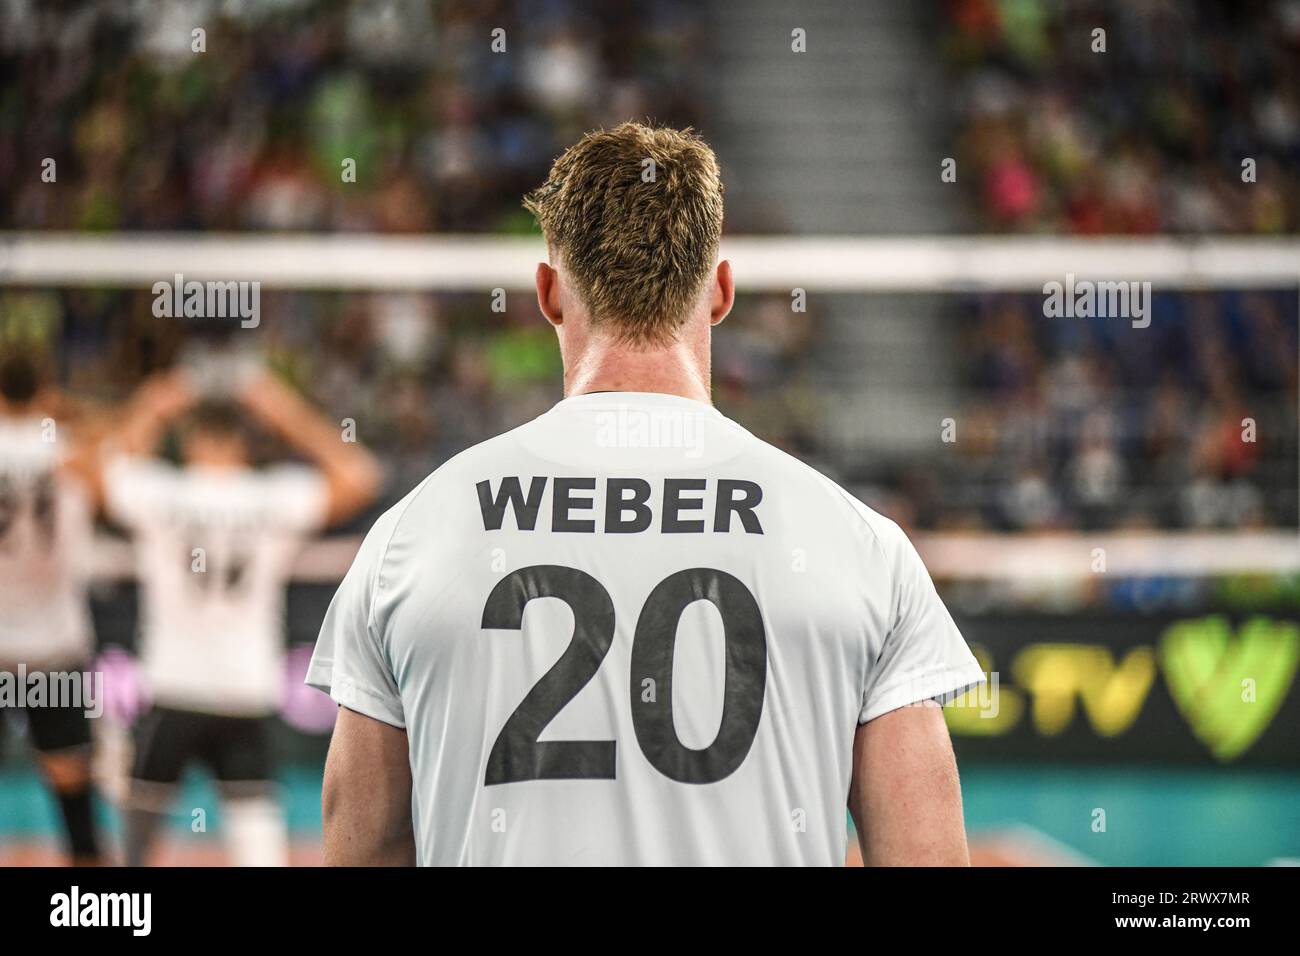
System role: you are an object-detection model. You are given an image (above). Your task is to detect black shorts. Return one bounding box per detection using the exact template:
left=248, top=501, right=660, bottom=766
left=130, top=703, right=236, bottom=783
left=132, top=705, right=273, bottom=785
left=0, top=666, right=95, bottom=754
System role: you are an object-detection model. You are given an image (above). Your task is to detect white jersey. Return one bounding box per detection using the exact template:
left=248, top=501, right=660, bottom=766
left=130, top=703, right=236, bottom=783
left=0, top=417, right=95, bottom=669
left=106, top=456, right=328, bottom=716
left=309, top=392, right=983, bottom=866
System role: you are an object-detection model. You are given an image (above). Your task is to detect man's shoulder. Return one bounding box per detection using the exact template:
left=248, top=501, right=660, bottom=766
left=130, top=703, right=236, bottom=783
left=729, top=424, right=902, bottom=546
left=422, top=420, right=540, bottom=493
left=368, top=422, right=538, bottom=534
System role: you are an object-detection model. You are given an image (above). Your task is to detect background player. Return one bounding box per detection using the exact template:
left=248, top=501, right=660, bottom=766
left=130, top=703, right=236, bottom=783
left=311, top=124, right=985, bottom=866
left=0, top=344, right=105, bottom=865
left=104, top=365, right=381, bottom=866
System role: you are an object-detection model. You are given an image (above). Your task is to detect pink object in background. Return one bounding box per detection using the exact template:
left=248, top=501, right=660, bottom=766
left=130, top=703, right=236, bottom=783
left=281, top=644, right=338, bottom=733
left=94, top=647, right=149, bottom=725
left=984, top=154, right=1041, bottom=222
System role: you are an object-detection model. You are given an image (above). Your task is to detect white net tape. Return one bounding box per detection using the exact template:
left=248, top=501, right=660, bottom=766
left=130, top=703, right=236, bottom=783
left=2, top=232, right=1298, bottom=290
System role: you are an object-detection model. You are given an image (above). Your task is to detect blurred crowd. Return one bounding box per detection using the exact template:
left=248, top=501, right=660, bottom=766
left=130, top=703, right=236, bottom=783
left=888, top=289, right=1298, bottom=533
left=943, top=0, right=1300, bottom=232
left=1, top=0, right=707, bottom=233
left=2, top=0, right=1295, bottom=539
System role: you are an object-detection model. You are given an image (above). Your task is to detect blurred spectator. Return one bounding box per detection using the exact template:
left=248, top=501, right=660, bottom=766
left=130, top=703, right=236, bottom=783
left=926, top=289, right=1298, bottom=532
left=944, top=0, right=1300, bottom=233
left=0, top=0, right=708, bottom=234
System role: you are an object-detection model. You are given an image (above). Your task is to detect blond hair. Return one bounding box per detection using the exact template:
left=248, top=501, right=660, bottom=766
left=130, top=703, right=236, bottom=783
left=523, top=122, right=724, bottom=346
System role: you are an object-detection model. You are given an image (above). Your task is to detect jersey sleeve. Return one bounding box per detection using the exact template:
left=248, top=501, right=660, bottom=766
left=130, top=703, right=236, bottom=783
left=305, top=505, right=405, bottom=728
left=262, top=465, right=330, bottom=534
left=859, top=520, right=986, bottom=724
left=102, top=455, right=179, bottom=529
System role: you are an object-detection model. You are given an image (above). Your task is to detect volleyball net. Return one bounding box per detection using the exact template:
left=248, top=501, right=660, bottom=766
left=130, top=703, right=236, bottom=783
left=3, top=230, right=1296, bottom=582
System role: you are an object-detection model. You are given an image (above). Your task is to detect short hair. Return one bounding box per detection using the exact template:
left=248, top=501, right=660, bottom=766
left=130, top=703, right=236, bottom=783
left=523, top=122, right=724, bottom=347
left=185, top=400, right=245, bottom=441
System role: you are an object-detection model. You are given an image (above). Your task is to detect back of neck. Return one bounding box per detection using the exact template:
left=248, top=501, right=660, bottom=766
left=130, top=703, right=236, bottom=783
left=563, top=337, right=712, bottom=404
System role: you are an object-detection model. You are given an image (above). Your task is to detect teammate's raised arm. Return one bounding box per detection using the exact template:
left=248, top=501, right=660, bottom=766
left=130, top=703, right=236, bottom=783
left=105, top=369, right=198, bottom=460
left=321, top=706, right=415, bottom=866
left=849, top=701, right=971, bottom=866
left=238, top=371, right=382, bottom=525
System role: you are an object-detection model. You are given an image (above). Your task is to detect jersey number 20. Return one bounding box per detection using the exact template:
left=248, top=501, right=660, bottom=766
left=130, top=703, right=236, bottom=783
left=481, top=565, right=767, bottom=786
